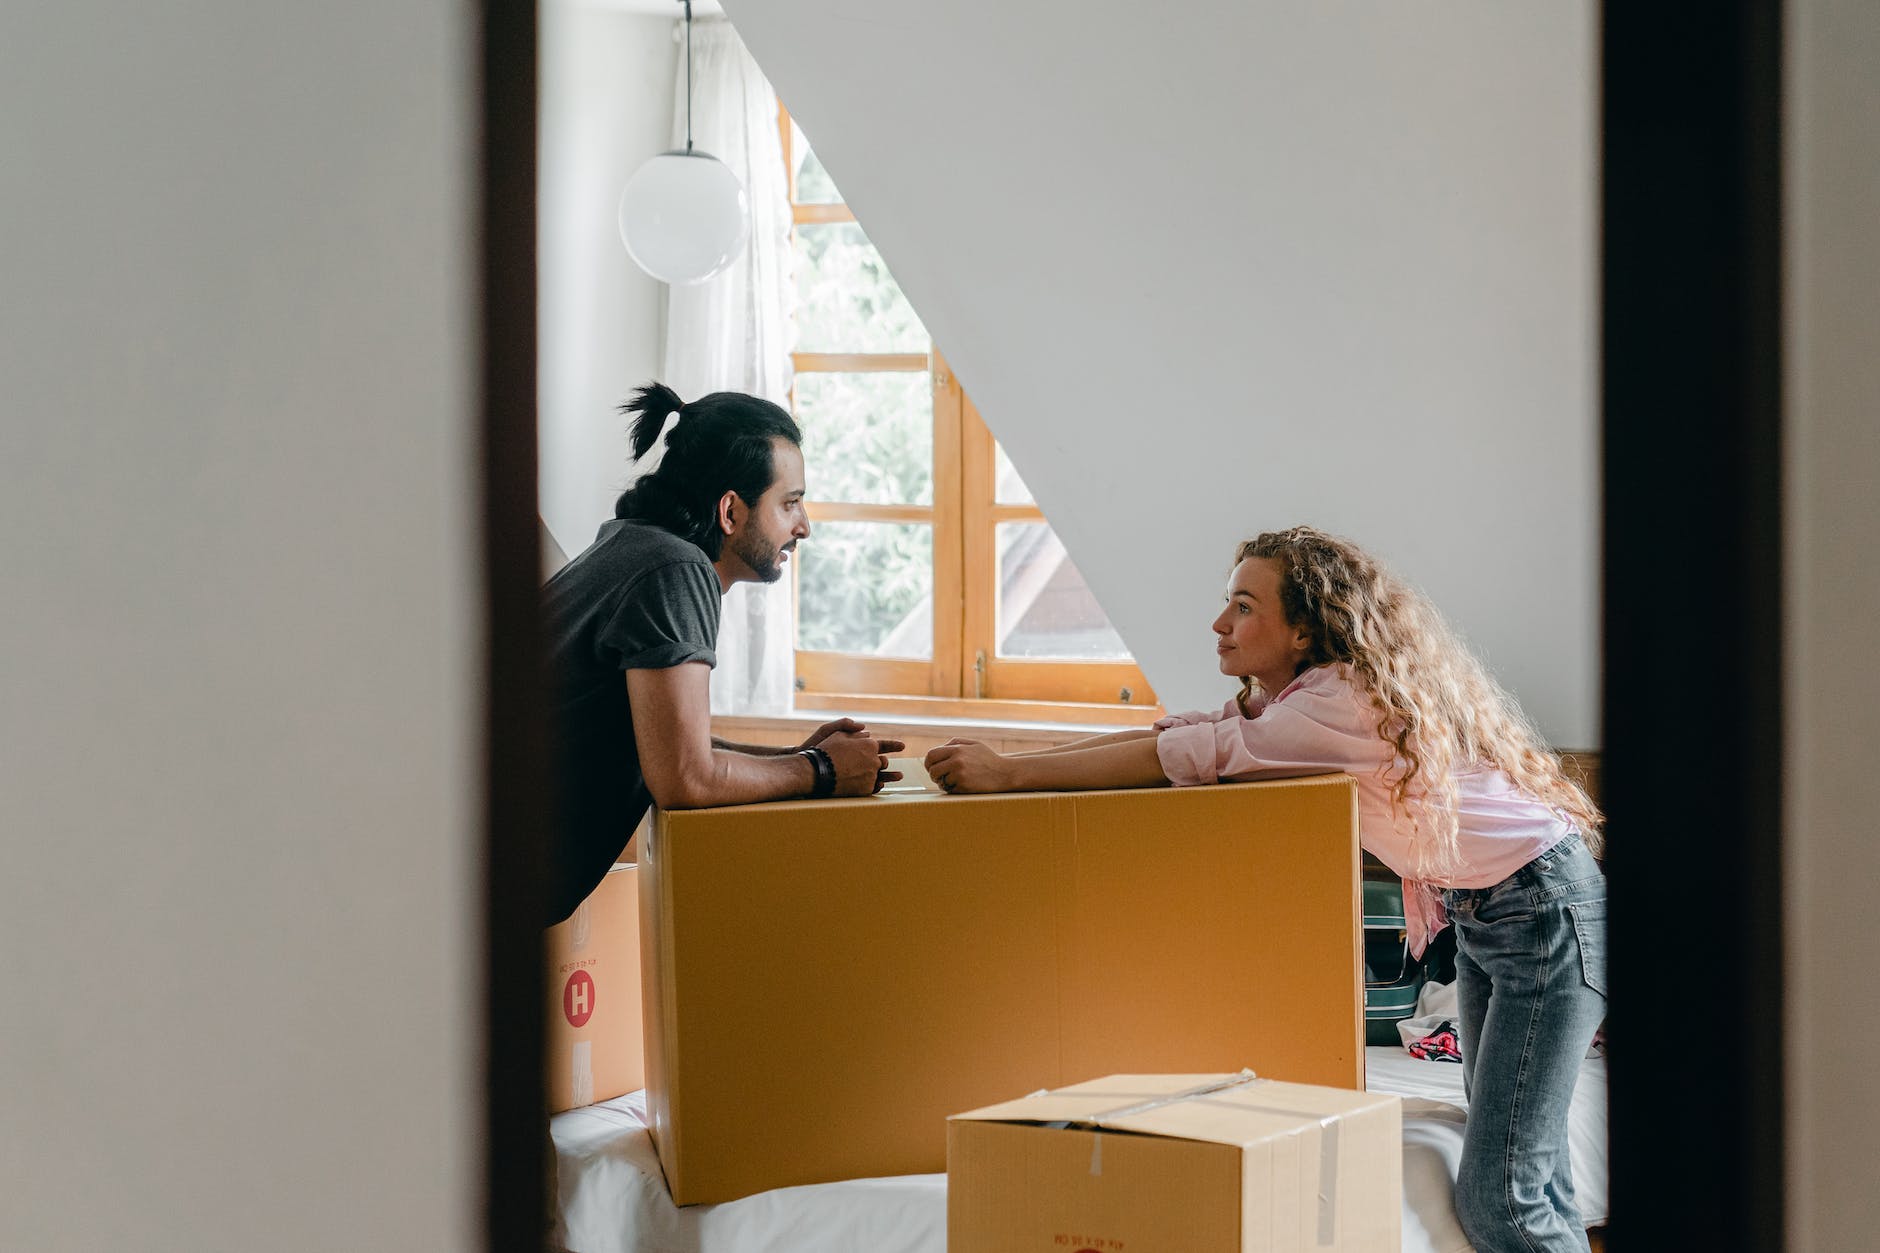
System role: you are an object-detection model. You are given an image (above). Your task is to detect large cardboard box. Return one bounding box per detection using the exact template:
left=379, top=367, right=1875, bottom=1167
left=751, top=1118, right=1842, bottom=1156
left=545, top=862, right=642, bottom=1114
left=948, top=1072, right=1402, bottom=1253
left=640, top=776, right=1362, bottom=1205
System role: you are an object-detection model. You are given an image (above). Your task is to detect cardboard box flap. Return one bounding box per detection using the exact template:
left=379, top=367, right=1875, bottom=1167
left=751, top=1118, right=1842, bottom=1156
left=951, top=1072, right=1397, bottom=1151
left=1105, top=1078, right=1398, bottom=1151
left=949, top=1073, right=1243, bottom=1128
left=1204, top=1075, right=1392, bottom=1122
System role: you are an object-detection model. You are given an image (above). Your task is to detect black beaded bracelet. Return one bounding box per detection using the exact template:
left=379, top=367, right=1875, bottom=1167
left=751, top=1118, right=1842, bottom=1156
left=799, top=746, right=837, bottom=799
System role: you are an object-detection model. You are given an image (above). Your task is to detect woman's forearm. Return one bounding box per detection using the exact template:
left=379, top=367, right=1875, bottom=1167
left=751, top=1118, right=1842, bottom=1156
left=1011, top=727, right=1158, bottom=758
left=1009, top=735, right=1172, bottom=791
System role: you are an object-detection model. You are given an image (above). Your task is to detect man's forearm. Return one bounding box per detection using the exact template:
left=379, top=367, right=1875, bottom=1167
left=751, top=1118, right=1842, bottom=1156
left=631, top=664, right=849, bottom=808
left=710, top=736, right=797, bottom=757
left=662, top=746, right=818, bottom=808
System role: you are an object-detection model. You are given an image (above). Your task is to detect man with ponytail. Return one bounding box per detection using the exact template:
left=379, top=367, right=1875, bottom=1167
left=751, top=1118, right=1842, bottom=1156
left=542, top=383, right=900, bottom=927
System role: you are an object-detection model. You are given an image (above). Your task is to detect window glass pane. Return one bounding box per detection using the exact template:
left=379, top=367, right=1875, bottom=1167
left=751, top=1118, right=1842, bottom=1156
left=796, top=521, right=933, bottom=657
left=995, top=523, right=1132, bottom=659
left=793, top=223, right=931, bottom=354
left=790, top=116, right=840, bottom=204
left=796, top=372, right=933, bottom=506
left=994, top=442, right=1035, bottom=505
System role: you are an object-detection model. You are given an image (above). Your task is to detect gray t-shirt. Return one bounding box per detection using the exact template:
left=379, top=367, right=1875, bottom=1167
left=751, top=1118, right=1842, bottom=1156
left=543, top=518, right=719, bottom=925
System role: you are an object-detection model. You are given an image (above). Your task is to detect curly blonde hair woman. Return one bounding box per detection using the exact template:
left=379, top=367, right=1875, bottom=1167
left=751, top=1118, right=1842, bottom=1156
left=925, top=527, right=1608, bottom=1253
left=1230, top=527, right=1602, bottom=879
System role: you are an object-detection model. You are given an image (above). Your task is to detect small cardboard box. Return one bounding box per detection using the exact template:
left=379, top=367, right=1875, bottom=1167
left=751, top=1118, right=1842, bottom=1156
left=545, top=862, right=642, bottom=1114
left=948, top=1072, right=1402, bottom=1253
left=640, top=775, right=1364, bottom=1205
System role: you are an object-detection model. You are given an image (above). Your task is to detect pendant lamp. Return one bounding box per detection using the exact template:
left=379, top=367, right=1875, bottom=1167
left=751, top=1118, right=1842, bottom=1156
left=618, top=0, right=750, bottom=285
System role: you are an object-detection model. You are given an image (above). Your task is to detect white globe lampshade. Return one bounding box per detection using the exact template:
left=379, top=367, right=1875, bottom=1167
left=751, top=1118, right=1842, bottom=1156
left=617, top=150, right=749, bottom=286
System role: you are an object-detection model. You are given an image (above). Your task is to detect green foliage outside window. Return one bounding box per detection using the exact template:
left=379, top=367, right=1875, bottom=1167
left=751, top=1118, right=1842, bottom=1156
left=795, top=521, right=932, bottom=657
left=796, top=372, right=933, bottom=506
left=793, top=223, right=930, bottom=354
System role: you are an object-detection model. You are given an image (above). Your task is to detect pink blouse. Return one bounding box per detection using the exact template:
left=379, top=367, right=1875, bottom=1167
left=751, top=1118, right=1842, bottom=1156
left=1153, top=662, right=1574, bottom=956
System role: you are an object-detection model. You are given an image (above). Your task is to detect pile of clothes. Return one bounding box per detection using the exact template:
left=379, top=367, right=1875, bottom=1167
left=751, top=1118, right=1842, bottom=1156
left=1397, top=981, right=1607, bottom=1063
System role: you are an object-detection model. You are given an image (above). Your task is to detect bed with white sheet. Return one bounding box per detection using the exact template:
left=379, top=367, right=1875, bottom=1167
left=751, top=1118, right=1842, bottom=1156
left=551, top=1046, right=1608, bottom=1253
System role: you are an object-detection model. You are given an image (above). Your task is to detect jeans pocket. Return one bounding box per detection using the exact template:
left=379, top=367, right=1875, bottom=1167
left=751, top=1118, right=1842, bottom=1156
left=1472, top=875, right=1535, bottom=927
left=1567, top=898, right=1608, bottom=997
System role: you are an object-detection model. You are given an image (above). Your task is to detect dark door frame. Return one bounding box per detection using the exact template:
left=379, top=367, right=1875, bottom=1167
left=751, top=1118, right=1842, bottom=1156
left=1603, top=2, right=1785, bottom=1249
left=482, top=0, right=1792, bottom=1246
left=481, top=0, right=548, bottom=1248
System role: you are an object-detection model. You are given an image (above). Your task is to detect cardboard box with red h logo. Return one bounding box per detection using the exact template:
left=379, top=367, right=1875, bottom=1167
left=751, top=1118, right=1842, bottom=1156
left=545, top=862, right=642, bottom=1113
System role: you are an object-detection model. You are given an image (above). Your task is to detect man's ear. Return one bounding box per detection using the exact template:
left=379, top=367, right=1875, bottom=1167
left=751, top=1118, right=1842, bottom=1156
left=716, top=490, right=740, bottom=536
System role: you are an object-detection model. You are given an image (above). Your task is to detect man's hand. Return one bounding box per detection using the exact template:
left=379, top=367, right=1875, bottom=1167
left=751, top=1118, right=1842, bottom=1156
left=799, top=717, right=906, bottom=758
left=802, top=719, right=905, bottom=795
left=923, top=739, right=1019, bottom=794
left=798, top=717, right=861, bottom=751
left=817, top=729, right=897, bottom=796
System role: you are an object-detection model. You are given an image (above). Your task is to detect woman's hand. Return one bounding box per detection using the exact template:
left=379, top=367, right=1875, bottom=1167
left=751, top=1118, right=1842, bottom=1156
left=923, top=739, right=1022, bottom=794
left=930, top=735, right=1171, bottom=794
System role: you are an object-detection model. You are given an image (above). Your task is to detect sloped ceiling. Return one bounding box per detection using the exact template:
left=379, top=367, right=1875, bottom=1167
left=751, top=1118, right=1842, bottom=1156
left=725, top=1, right=1596, bottom=742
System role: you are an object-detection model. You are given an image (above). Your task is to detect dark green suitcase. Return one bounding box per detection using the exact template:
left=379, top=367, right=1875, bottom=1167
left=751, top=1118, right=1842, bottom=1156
left=1363, top=869, right=1426, bottom=1046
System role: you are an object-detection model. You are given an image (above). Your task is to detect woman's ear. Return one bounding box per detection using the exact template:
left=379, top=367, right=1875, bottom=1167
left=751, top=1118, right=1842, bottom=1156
left=716, top=490, right=740, bottom=535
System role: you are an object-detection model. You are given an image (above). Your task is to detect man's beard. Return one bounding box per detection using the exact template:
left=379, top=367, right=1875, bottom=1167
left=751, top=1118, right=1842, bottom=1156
left=730, top=531, right=790, bottom=584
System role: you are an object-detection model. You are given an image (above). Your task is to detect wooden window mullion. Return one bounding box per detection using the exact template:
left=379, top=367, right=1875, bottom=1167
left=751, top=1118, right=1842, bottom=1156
left=932, top=353, right=965, bottom=698
left=960, top=390, right=998, bottom=699
left=778, top=104, right=794, bottom=201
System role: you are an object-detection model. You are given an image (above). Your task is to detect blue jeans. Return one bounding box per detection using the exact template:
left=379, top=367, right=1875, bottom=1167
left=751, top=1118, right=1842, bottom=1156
left=1443, top=832, right=1607, bottom=1253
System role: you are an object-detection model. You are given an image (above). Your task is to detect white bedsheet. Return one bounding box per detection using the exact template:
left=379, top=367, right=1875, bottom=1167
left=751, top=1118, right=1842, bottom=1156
left=552, top=1048, right=1608, bottom=1253
left=1365, top=1047, right=1609, bottom=1253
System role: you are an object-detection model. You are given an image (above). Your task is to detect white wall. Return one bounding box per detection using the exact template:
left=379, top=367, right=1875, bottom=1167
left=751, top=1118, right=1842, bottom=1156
left=1785, top=0, right=1880, bottom=1245
left=720, top=1, right=1597, bottom=743
left=0, top=5, right=479, bottom=1250
left=540, top=0, right=675, bottom=559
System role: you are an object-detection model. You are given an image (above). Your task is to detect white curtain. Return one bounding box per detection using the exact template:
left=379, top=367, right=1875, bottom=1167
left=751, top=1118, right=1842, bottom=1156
left=661, top=18, right=797, bottom=716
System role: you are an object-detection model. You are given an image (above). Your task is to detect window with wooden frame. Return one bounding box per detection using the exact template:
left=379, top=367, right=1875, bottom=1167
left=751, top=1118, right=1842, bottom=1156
left=780, top=106, right=1158, bottom=725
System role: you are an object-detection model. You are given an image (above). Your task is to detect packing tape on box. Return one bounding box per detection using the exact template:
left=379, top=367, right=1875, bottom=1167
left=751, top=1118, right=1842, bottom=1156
left=1317, top=1120, right=1339, bottom=1244
left=1191, top=1095, right=1341, bottom=1247
left=571, top=1040, right=594, bottom=1109
left=1084, top=1070, right=1263, bottom=1121
left=1202, top=1098, right=1340, bottom=1247
left=1079, top=1073, right=1341, bottom=1247
left=1059, top=1076, right=1263, bottom=1181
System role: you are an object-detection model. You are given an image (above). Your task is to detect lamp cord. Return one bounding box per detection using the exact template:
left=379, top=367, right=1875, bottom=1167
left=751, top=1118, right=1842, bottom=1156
left=683, top=0, right=693, bottom=153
